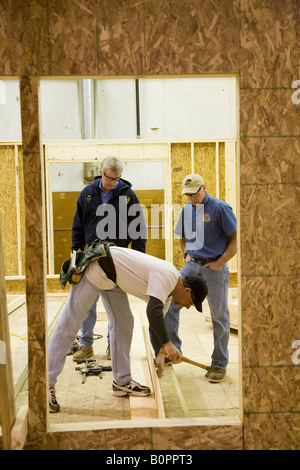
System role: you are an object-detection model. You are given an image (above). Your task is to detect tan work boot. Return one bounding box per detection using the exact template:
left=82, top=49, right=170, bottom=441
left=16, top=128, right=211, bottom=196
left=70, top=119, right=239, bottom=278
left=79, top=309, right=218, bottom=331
left=73, top=346, right=94, bottom=362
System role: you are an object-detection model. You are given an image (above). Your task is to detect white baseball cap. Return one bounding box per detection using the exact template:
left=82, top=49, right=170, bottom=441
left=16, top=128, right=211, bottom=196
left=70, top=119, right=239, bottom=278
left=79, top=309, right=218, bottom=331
left=182, top=174, right=205, bottom=195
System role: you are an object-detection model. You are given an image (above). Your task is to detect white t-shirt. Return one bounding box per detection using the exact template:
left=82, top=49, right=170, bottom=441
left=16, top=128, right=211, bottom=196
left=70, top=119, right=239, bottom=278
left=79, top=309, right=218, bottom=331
left=85, top=246, right=180, bottom=312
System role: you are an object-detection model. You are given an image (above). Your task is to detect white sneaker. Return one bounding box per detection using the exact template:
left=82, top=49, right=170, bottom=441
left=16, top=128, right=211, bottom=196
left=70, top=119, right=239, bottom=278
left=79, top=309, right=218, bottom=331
left=112, top=379, right=151, bottom=397
left=49, top=387, right=60, bottom=413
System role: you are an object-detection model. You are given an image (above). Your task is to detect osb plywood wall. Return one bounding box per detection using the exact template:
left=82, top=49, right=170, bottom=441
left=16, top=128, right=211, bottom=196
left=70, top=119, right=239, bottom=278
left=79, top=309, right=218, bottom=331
left=0, top=146, right=25, bottom=276
left=0, top=0, right=299, bottom=451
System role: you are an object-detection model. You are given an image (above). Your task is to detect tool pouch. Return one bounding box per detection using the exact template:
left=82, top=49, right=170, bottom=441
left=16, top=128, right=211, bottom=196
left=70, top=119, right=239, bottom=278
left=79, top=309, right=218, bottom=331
left=60, top=239, right=116, bottom=289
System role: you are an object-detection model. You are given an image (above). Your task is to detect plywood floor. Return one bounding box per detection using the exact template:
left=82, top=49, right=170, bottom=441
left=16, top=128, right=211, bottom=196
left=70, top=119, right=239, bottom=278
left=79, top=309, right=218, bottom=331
left=9, top=292, right=239, bottom=423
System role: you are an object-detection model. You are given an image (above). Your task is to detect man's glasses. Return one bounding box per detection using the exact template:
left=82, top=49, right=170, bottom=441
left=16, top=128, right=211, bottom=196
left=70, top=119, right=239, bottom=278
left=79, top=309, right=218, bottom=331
left=185, top=186, right=203, bottom=197
left=103, top=171, right=120, bottom=182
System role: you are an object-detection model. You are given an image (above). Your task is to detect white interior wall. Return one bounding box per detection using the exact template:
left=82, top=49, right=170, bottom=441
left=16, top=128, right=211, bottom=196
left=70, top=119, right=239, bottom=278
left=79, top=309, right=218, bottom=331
left=139, top=77, right=236, bottom=139
left=0, top=80, right=22, bottom=141
left=51, top=163, right=86, bottom=192
left=96, top=79, right=137, bottom=139
left=40, top=80, right=81, bottom=140
left=51, top=161, right=164, bottom=192
left=0, top=77, right=237, bottom=142
left=0, top=77, right=236, bottom=191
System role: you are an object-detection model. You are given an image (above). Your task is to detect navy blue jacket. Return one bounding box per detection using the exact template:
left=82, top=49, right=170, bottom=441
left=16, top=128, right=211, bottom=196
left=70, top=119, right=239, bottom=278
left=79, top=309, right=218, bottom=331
left=71, top=176, right=147, bottom=253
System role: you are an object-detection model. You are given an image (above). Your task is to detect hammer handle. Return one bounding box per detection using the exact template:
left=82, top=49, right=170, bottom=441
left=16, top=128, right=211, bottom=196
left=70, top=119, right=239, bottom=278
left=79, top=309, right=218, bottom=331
left=181, top=356, right=208, bottom=371
left=160, top=348, right=208, bottom=371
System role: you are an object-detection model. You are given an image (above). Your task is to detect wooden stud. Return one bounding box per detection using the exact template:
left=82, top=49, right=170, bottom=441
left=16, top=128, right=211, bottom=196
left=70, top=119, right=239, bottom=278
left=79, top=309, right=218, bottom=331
left=0, top=220, right=16, bottom=450
left=19, top=76, right=48, bottom=435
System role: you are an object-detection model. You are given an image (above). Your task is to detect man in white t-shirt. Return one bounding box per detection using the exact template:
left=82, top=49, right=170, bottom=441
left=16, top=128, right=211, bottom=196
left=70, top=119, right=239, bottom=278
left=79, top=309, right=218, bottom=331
left=48, top=246, right=208, bottom=413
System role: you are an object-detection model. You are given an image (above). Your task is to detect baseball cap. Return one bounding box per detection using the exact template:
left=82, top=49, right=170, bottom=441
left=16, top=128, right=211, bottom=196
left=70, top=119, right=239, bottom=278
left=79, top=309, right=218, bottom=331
left=182, top=174, right=205, bottom=195
left=186, top=274, right=208, bottom=312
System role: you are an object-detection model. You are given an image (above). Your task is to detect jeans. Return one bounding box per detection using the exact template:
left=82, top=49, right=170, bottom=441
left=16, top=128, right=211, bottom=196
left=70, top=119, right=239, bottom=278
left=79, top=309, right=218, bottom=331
left=48, top=275, right=134, bottom=387
left=150, top=260, right=230, bottom=369
left=78, top=295, right=99, bottom=347
left=79, top=294, right=110, bottom=348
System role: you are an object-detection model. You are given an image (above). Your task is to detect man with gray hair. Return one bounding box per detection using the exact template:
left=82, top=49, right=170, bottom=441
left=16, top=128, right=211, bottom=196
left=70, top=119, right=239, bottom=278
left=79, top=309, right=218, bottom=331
left=71, top=156, right=147, bottom=361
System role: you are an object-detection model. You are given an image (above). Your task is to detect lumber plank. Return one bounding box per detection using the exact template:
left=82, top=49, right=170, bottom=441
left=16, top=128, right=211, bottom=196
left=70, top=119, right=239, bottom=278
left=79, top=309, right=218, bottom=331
left=0, top=223, right=16, bottom=449
left=129, top=311, right=159, bottom=419
left=142, top=325, right=165, bottom=420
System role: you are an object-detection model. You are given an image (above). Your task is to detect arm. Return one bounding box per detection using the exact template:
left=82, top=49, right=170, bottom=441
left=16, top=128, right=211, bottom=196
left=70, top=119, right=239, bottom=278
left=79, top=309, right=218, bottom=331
left=128, top=192, right=147, bottom=253
left=146, top=297, right=181, bottom=361
left=179, top=237, right=193, bottom=262
left=205, top=231, right=237, bottom=271
left=71, top=195, right=86, bottom=252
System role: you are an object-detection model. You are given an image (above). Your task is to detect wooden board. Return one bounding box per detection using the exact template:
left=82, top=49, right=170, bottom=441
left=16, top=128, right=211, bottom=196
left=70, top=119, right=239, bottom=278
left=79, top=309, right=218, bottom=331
left=0, top=225, right=16, bottom=449
left=129, top=310, right=162, bottom=420
left=142, top=326, right=165, bottom=420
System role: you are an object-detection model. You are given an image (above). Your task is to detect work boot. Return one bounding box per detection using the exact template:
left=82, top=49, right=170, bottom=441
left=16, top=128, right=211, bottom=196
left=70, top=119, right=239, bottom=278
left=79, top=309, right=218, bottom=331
left=73, top=346, right=93, bottom=362
left=49, top=387, right=60, bottom=413
left=205, top=365, right=226, bottom=383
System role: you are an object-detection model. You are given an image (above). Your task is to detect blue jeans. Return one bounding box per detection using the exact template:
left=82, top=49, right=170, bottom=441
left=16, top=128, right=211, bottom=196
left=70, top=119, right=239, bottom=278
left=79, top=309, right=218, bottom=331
left=150, top=260, right=230, bottom=369
left=79, top=295, right=110, bottom=348
left=78, top=295, right=98, bottom=347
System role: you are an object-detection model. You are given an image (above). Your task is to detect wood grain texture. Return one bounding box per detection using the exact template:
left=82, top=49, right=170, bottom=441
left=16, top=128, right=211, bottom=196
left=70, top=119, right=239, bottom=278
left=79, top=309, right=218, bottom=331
left=240, top=89, right=300, bottom=137
left=24, top=420, right=242, bottom=450
left=240, top=183, right=300, bottom=276
left=2, top=0, right=49, bottom=76
left=240, top=137, right=300, bottom=185
left=243, top=366, right=300, bottom=414
left=240, top=0, right=300, bottom=88
left=20, top=76, right=48, bottom=436
left=243, top=413, right=300, bottom=450
left=48, top=0, right=98, bottom=75
left=0, top=222, right=16, bottom=449
left=171, top=143, right=191, bottom=270
left=97, top=0, right=145, bottom=76
left=194, top=143, right=217, bottom=197
left=0, top=146, right=18, bottom=276
left=152, top=422, right=242, bottom=450
left=241, top=275, right=300, bottom=367
left=144, top=0, right=239, bottom=75
left=0, top=0, right=299, bottom=451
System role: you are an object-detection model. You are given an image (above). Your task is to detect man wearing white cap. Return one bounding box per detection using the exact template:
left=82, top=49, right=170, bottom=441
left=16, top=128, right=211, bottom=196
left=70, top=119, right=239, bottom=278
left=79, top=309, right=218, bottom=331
left=152, top=174, right=237, bottom=382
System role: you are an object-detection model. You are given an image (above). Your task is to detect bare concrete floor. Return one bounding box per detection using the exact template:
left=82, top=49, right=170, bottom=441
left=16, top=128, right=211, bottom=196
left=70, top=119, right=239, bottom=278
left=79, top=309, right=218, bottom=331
left=10, top=292, right=239, bottom=423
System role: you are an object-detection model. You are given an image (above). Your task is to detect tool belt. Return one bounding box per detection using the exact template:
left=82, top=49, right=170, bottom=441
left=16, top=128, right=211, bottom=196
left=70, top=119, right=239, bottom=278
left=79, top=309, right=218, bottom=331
left=60, top=239, right=116, bottom=289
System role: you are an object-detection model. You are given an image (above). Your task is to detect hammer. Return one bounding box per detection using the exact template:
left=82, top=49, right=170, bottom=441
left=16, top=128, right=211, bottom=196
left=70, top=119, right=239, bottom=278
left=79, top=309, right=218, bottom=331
left=160, top=348, right=209, bottom=371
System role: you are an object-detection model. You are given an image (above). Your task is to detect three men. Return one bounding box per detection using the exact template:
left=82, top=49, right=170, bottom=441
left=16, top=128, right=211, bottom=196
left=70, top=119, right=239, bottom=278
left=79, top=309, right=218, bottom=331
left=49, top=168, right=237, bottom=413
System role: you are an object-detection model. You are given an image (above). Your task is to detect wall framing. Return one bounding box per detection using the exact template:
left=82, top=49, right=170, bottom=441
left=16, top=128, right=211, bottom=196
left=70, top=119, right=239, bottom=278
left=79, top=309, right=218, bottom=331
left=0, top=138, right=237, bottom=280
left=44, top=139, right=237, bottom=274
